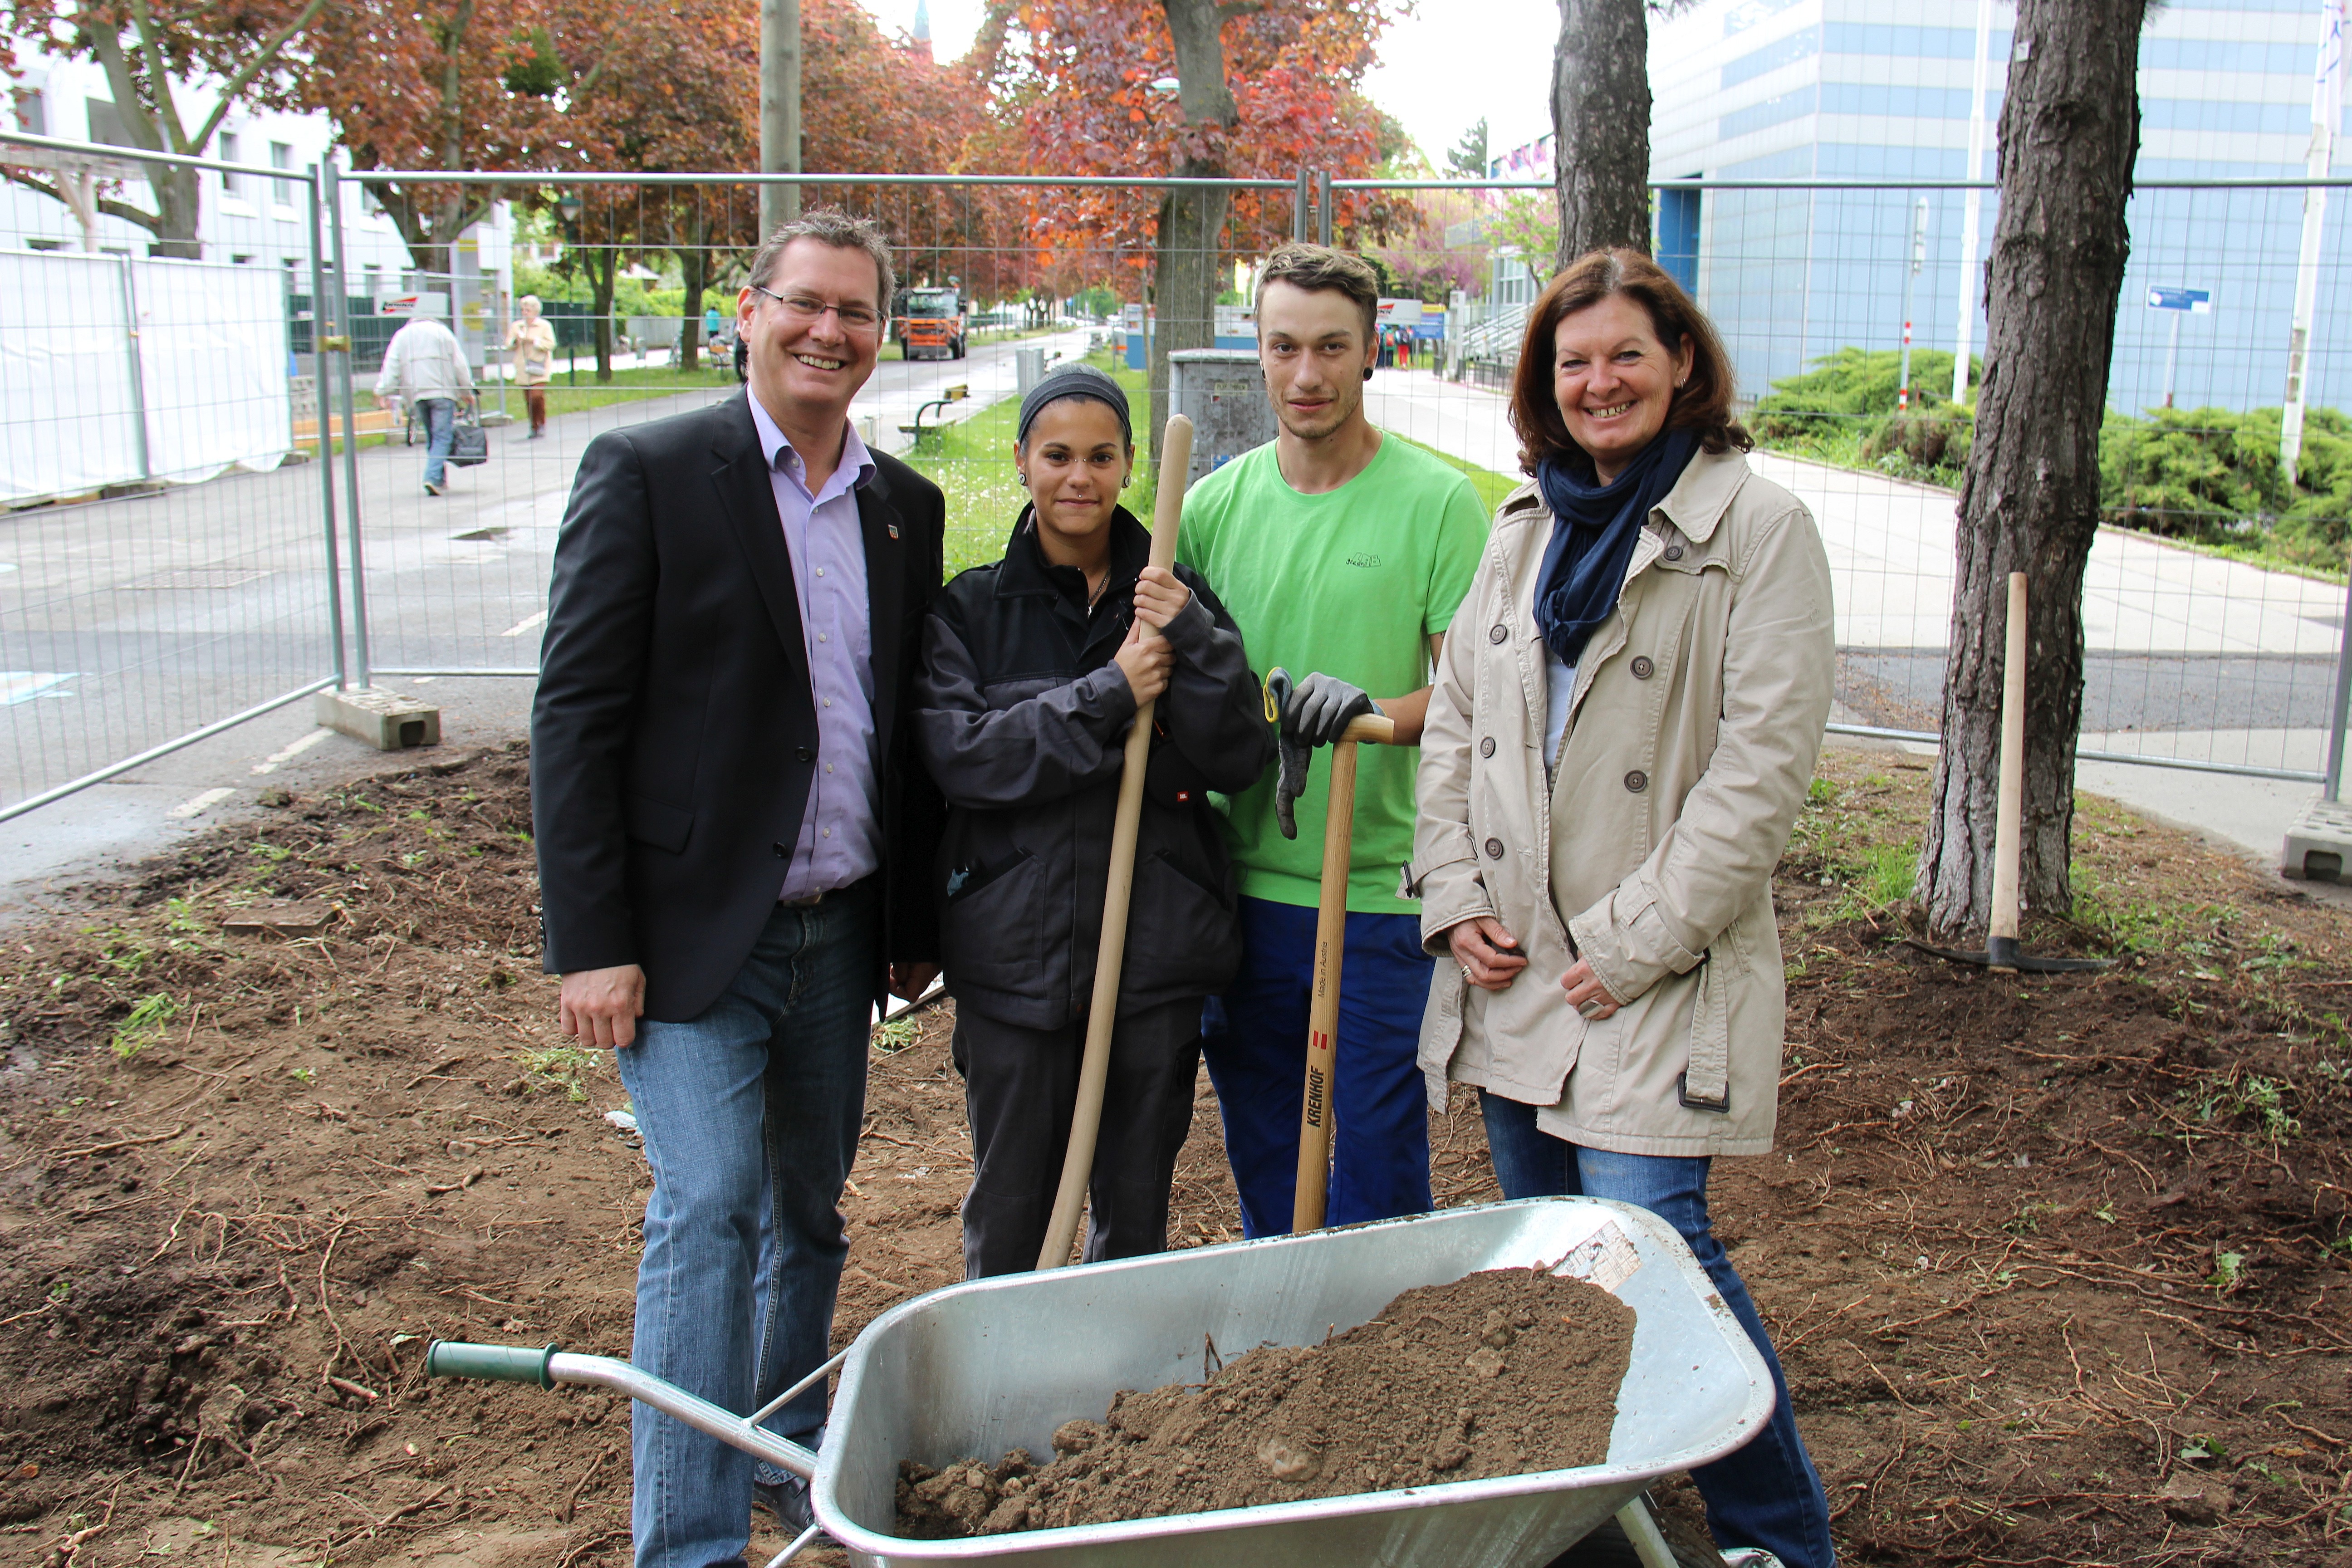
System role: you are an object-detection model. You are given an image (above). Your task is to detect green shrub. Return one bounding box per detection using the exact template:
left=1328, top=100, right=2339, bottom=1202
left=1748, top=347, right=1977, bottom=488
left=1749, top=346, right=1975, bottom=433
left=1748, top=347, right=2352, bottom=576
left=2097, top=405, right=2352, bottom=571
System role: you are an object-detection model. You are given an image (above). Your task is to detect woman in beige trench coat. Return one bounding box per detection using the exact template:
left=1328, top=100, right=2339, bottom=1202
left=1410, top=250, right=1836, bottom=1568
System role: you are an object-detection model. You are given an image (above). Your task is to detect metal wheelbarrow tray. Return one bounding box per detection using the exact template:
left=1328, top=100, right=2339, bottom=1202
left=432, top=1196, right=1773, bottom=1566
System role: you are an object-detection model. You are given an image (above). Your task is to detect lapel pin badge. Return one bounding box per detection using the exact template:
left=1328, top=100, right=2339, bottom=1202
left=887, top=522, right=900, bottom=540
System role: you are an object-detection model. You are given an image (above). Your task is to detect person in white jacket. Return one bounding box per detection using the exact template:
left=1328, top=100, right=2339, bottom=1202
left=375, top=304, right=476, bottom=495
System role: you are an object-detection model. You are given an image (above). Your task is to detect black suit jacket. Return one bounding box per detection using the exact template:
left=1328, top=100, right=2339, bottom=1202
left=530, top=388, right=947, bottom=1022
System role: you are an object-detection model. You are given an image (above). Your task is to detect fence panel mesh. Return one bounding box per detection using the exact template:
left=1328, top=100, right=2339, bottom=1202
left=0, top=136, right=342, bottom=817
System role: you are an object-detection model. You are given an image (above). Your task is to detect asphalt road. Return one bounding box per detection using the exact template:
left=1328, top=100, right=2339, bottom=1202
left=0, top=328, right=1091, bottom=891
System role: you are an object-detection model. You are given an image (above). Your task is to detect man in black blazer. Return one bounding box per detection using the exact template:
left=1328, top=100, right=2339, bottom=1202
left=530, top=210, right=944, bottom=1563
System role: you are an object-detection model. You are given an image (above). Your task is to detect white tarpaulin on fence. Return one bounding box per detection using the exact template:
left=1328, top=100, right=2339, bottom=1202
left=0, top=250, right=294, bottom=505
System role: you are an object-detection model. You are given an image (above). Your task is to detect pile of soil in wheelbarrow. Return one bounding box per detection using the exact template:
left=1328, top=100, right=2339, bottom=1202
left=895, top=1266, right=1634, bottom=1537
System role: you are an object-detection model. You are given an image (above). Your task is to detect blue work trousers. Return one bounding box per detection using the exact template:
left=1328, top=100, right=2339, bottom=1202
left=1481, top=1093, right=1837, bottom=1568
left=1200, top=895, right=1435, bottom=1237
left=417, top=396, right=456, bottom=487
left=613, top=881, right=877, bottom=1568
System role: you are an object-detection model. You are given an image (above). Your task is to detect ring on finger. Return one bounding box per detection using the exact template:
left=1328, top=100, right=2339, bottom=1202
left=1576, top=998, right=1605, bottom=1020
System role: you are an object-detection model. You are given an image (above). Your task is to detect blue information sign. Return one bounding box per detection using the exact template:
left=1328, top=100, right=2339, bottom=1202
left=2146, top=286, right=2213, bottom=314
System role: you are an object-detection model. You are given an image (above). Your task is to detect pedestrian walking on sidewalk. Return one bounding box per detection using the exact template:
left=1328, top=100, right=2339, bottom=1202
left=914, top=364, right=1271, bottom=1278
left=1413, top=247, right=1838, bottom=1568
left=375, top=301, right=475, bottom=495
left=505, top=294, right=556, bottom=439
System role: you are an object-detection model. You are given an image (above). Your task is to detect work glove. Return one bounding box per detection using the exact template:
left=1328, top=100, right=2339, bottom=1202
left=1264, top=668, right=1380, bottom=840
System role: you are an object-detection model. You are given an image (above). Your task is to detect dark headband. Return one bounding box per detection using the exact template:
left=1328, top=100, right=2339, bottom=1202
left=1015, top=364, right=1132, bottom=448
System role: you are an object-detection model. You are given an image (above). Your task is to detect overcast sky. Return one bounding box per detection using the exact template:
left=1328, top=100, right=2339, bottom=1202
left=853, top=0, right=1561, bottom=170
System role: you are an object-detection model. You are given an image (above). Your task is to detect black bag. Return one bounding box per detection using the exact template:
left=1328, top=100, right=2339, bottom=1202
left=449, top=412, right=490, bottom=467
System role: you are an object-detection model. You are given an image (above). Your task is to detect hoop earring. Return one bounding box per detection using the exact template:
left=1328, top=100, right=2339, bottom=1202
left=1017, top=471, right=1028, bottom=485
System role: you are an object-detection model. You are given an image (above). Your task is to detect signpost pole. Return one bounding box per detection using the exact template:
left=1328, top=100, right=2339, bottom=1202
left=1950, top=0, right=1996, bottom=405
left=1898, top=197, right=1927, bottom=412
left=2163, top=311, right=2181, bottom=410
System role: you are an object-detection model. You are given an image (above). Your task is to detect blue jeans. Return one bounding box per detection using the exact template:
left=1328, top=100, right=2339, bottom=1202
left=418, top=396, right=455, bottom=486
left=615, top=882, right=877, bottom=1568
left=1481, top=1094, right=1836, bottom=1568
left=1200, top=896, right=1434, bottom=1237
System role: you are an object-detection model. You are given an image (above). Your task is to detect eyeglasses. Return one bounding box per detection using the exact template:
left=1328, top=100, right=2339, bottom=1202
left=749, top=283, right=882, bottom=333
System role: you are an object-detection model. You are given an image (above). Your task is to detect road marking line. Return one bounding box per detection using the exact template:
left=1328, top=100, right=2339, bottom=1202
left=252, top=727, right=333, bottom=774
left=501, top=610, right=548, bottom=638
left=167, top=787, right=235, bottom=820
left=0, top=671, right=75, bottom=706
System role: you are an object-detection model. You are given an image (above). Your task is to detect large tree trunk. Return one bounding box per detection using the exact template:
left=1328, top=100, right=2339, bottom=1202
left=1550, top=0, right=1651, bottom=265
left=1151, top=0, right=1242, bottom=465
left=1918, top=0, right=2144, bottom=936
left=81, top=25, right=201, bottom=256
left=678, top=219, right=710, bottom=372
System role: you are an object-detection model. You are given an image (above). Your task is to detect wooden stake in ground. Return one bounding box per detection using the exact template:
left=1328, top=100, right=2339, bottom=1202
left=1292, top=710, right=1395, bottom=1234
left=1908, top=573, right=2107, bottom=975
left=1987, top=571, right=2028, bottom=971
left=1036, top=415, right=1195, bottom=1271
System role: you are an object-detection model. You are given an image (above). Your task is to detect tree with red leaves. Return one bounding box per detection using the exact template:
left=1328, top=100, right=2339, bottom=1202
left=968, top=0, right=1404, bottom=454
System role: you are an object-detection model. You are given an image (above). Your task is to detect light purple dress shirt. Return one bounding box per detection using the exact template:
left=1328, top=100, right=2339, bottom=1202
left=747, top=395, right=883, bottom=902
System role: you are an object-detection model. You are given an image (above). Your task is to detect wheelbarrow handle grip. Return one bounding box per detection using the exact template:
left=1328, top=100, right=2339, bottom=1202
left=1340, top=713, right=1396, bottom=745
left=426, top=1339, right=559, bottom=1387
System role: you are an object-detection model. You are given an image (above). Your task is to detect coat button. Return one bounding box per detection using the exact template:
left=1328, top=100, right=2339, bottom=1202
left=1484, top=837, right=1504, bottom=860
left=795, top=745, right=815, bottom=762
left=1479, top=736, right=1496, bottom=758
left=1488, top=623, right=1508, bottom=645
left=1663, top=544, right=1685, bottom=562
left=1630, top=656, right=1655, bottom=679
left=1624, top=770, right=1648, bottom=793
left=773, top=841, right=789, bottom=858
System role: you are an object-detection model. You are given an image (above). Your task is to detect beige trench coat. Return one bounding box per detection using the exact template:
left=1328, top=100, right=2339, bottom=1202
left=1408, top=447, right=1833, bottom=1156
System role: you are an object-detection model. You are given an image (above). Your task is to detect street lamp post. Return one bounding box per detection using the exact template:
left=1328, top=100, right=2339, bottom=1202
left=556, top=192, right=584, bottom=387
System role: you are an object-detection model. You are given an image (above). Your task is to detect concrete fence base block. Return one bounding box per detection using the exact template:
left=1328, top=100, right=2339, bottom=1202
left=2280, top=796, right=2352, bottom=883
left=315, top=687, right=442, bottom=752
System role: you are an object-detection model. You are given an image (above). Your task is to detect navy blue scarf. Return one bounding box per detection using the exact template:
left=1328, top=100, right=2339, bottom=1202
left=1532, top=427, right=1702, bottom=665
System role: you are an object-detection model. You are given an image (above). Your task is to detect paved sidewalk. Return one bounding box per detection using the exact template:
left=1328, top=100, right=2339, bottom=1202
left=1370, top=365, right=2351, bottom=887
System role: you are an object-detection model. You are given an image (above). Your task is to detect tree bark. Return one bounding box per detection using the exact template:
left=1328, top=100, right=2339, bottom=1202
left=1151, top=0, right=1247, bottom=465
left=587, top=246, right=619, bottom=383
left=1918, top=0, right=2145, bottom=936
left=1550, top=0, right=1651, bottom=266
left=677, top=210, right=710, bottom=372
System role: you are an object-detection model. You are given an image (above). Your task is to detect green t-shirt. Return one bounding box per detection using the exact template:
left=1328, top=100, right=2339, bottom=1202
left=1177, top=435, right=1489, bottom=914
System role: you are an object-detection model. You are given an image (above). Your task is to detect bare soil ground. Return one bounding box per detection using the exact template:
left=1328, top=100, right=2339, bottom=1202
left=0, top=740, right=2347, bottom=1567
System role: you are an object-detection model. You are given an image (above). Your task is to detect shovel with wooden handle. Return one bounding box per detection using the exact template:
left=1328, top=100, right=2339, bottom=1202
left=1292, top=708, right=1396, bottom=1234
left=1035, top=414, right=1195, bottom=1272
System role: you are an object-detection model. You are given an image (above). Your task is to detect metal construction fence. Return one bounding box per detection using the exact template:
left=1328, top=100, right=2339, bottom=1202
left=3, top=137, right=2352, bottom=823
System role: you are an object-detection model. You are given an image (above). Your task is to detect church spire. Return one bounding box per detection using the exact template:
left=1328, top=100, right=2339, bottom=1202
left=912, top=0, right=933, bottom=61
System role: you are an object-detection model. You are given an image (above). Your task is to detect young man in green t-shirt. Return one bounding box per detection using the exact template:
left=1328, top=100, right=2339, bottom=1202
left=1177, top=244, right=1488, bottom=1235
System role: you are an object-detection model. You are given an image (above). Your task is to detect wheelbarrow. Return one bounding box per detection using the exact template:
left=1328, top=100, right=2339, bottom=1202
left=429, top=1197, right=1772, bottom=1567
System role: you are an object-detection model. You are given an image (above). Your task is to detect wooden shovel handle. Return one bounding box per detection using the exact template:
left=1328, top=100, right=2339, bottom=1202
left=1035, top=415, right=1193, bottom=1271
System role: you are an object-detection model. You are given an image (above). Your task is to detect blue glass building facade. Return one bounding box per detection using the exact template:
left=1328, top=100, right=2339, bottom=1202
left=1648, top=0, right=2352, bottom=417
